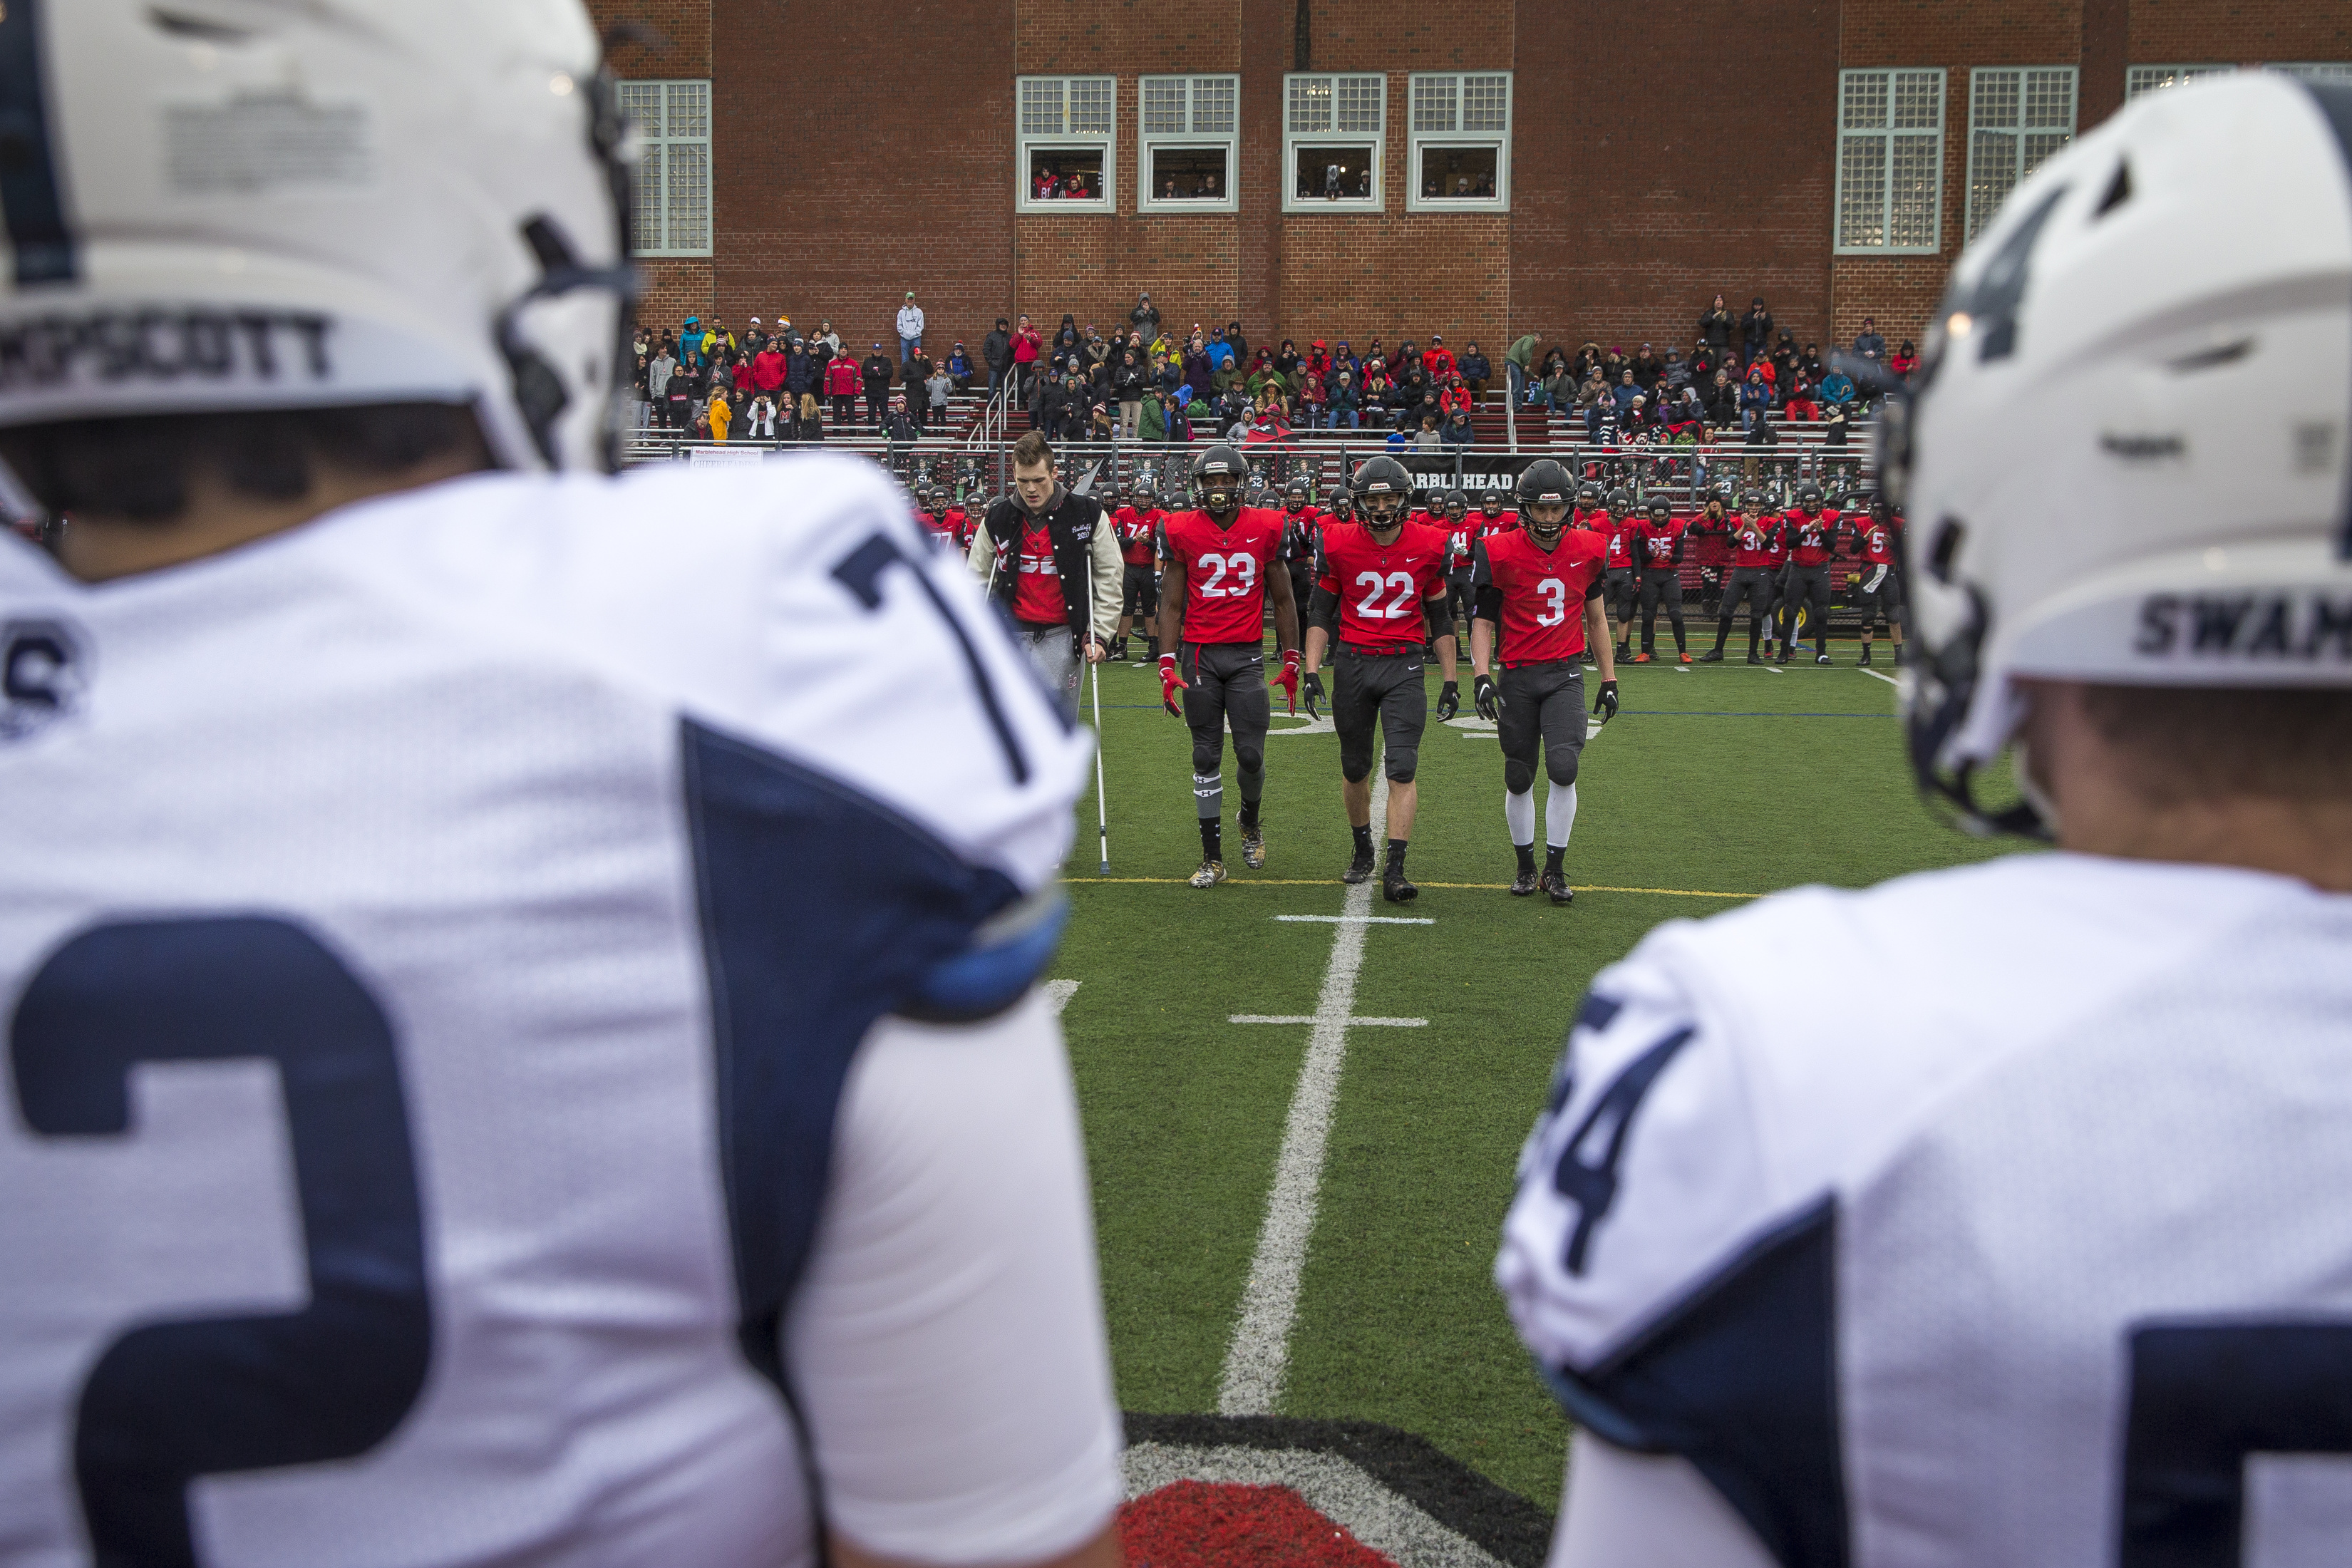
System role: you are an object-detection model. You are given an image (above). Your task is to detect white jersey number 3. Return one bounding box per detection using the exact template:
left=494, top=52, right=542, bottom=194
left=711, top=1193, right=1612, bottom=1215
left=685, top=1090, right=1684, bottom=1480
left=1535, top=578, right=1568, bottom=626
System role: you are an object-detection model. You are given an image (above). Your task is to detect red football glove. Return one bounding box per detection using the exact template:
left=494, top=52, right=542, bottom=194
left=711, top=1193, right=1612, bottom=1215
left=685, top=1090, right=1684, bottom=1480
left=1270, top=649, right=1301, bottom=716
left=1159, top=654, right=1187, bottom=717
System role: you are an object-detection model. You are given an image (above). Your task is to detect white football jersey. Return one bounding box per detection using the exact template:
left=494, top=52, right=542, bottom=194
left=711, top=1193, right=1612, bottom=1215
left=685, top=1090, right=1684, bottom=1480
left=0, top=456, right=1120, bottom=1568
left=1499, top=853, right=2352, bottom=1568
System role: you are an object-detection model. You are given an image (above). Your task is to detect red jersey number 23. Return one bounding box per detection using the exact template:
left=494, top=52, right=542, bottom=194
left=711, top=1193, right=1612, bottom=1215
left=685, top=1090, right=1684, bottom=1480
left=1197, top=552, right=1259, bottom=597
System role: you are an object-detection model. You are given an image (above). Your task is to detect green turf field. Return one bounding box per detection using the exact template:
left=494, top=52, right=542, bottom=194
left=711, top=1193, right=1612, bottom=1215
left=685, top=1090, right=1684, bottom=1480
left=1050, top=629, right=2025, bottom=1509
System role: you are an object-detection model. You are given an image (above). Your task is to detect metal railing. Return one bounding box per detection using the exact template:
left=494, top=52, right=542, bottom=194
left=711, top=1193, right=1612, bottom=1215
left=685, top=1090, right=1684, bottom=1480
left=619, top=424, right=1878, bottom=516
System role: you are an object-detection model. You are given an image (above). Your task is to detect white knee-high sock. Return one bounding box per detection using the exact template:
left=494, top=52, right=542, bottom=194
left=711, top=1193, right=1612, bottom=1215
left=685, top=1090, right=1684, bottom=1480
left=1505, top=788, right=1535, bottom=847
left=1546, top=782, right=1579, bottom=849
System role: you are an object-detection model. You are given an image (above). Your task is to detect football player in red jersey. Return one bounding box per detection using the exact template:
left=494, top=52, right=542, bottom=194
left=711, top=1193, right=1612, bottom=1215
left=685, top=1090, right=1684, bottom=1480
left=1698, top=493, right=1783, bottom=664
left=1156, top=445, right=1303, bottom=887
left=1592, top=487, right=1637, bottom=665
left=1470, top=458, right=1619, bottom=904
left=1756, top=494, right=1790, bottom=659
left=1112, top=478, right=1166, bottom=661
left=1301, top=455, right=1460, bottom=900
left=1776, top=482, right=1838, bottom=664
left=940, top=491, right=971, bottom=555
left=1281, top=476, right=1324, bottom=631
left=1688, top=486, right=1734, bottom=619
left=1844, top=496, right=1907, bottom=666
left=1631, top=497, right=1691, bottom=664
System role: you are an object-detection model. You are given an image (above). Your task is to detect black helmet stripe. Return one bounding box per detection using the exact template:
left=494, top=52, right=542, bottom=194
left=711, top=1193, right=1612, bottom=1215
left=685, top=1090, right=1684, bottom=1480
left=2304, top=81, right=2352, bottom=560
left=0, top=0, right=77, bottom=284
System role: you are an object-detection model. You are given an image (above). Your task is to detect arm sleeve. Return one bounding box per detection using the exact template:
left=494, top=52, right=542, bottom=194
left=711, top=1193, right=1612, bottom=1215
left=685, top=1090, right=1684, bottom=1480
left=788, top=992, right=1122, bottom=1565
left=1473, top=584, right=1504, bottom=624
left=1088, top=517, right=1122, bottom=641
left=1425, top=592, right=1453, bottom=642
left=1309, top=585, right=1341, bottom=636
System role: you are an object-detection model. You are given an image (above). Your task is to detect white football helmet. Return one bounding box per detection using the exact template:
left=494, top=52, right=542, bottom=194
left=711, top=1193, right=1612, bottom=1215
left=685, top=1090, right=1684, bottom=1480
left=1886, top=72, right=2352, bottom=834
left=0, top=0, right=635, bottom=473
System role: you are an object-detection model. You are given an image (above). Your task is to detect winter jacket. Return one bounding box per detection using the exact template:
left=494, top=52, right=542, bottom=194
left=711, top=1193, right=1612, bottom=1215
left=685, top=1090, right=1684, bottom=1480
left=1457, top=350, right=1491, bottom=383
left=860, top=354, right=894, bottom=396
left=965, top=490, right=1122, bottom=644
left=785, top=349, right=816, bottom=396
left=983, top=329, right=1014, bottom=373
left=1012, top=327, right=1042, bottom=366
left=751, top=349, right=786, bottom=393
left=1698, top=307, right=1735, bottom=352
left=823, top=357, right=860, bottom=398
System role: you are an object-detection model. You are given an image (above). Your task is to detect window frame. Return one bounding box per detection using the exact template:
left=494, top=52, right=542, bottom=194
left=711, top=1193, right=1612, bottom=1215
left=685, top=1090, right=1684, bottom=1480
left=1965, top=66, right=2078, bottom=243
left=2125, top=64, right=2232, bottom=99
left=619, top=78, right=712, bottom=258
left=2267, top=63, right=2352, bottom=85
left=1405, top=71, right=1512, bottom=212
left=1833, top=67, right=1946, bottom=257
left=1282, top=73, right=1386, bottom=213
left=1137, top=74, right=1242, bottom=215
left=1016, top=75, right=1118, bottom=214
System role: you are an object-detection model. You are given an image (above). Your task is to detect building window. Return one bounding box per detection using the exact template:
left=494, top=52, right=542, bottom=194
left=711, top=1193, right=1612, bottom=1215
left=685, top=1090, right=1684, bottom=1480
left=2269, top=63, right=2352, bottom=85
left=1017, top=76, right=1115, bottom=211
left=1138, top=75, right=1239, bottom=212
left=1835, top=68, right=1945, bottom=254
left=2125, top=64, right=2232, bottom=99
left=1284, top=73, right=1384, bottom=212
left=1967, top=68, right=2076, bottom=242
left=1408, top=73, right=1510, bottom=210
left=619, top=80, right=710, bottom=257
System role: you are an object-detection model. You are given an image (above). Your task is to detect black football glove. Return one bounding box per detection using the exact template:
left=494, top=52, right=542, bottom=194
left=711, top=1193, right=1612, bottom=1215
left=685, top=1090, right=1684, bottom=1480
left=1593, top=679, right=1620, bottom=723
left=1473, top=672, right=1500, bottom=721
left=1435, top=680, right=1460, bottom=721
left=1302, top=671, right=1325, bottom=721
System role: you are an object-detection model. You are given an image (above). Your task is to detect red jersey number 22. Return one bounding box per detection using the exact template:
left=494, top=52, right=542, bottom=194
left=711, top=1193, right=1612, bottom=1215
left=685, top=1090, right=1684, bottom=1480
left=1355, top=571, right=1417, bottom=618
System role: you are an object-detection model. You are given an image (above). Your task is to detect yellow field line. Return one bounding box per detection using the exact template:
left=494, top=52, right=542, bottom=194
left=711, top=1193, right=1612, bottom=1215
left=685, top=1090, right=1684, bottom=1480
left=1065, top=878, right=1755, bottom=899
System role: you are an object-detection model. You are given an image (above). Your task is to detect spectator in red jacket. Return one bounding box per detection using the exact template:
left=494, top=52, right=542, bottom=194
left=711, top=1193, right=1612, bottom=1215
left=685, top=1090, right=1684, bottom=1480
left=1423, top=335, right=1456, bottom=382
left=1011, top=312, right=1043, bottom=401
left=752, top=341, right=786, bottom=402
left=1438, top=374, right=1472, bottom=418
left=823, top=350, right=860, bottom=430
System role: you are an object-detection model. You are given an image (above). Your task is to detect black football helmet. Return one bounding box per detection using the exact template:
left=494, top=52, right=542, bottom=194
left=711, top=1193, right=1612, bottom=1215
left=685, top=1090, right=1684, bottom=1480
left=1480, top=488, right=1505, bottom=515
left=1577, top=483, right=1601, bottom=511
left=1517, top=458, right=1574, bottom=542
left=1740, top=490, right=1765, bottom=511
left=1797, top=483, right=1823, bottom=511
left=1607, top=487, right=1631, bottom=514
left=1194, top=444, right=1248, bottom=519
left=1443, top=489, right=1468, bottom=520
left=1285, top=476, right=1310, bottom=508
left=1352, top=455, right=1413, bottom=530
left=1648, top=496, right=1672, bottom=520
left=1329, top=487, right=1355, bottom=521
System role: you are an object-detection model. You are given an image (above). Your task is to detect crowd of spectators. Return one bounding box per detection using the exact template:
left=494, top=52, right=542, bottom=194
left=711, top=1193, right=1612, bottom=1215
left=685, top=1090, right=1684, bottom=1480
left=629, top=286, right=1906, bottom=455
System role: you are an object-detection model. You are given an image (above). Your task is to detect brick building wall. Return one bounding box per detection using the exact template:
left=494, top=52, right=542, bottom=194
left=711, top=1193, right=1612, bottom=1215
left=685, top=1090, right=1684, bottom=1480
left=584, top=0, right=2349, bottom=370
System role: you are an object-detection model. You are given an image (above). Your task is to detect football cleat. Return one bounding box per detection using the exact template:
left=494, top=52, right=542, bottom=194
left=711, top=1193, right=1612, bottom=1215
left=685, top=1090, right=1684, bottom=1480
left=1190, top=860, right=1227, bottom=889
left=1541, top=870, right=1574, bottom=906
left=1815, top=651, right=1832, bottom=665
left=1858, top=645, right=1874, bottom=666
left=1343, top=846, right=1377, bottom=884
left=1382, top=869, right=1418, bottom=903
left=1678, top=652, right=1693, bottom=665
left=1509, top=867, right=1540, bottom=897
left=1631, top=651, right=1652, bottom=664
left=1776, top=649, right=1793, bottom=665
left=1698, top=648, right=1724, bottom=664
left=1746, top=651, right=1763, bottom=665
left=1241, top=826, right=1267, bottom=869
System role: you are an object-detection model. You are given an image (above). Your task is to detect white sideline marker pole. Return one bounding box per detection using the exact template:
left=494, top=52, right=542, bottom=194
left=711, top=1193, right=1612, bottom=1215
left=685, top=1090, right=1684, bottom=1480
left=1218, top=775, right=1413, bottom=1417
left=1090, top=660, right=1110, bottom=874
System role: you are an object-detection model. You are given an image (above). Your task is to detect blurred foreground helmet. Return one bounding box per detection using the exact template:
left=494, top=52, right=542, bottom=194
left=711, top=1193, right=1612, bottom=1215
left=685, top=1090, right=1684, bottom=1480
left=0, top=0, right=636, bottom=473
left=1889, top=73, right=2352, bottom=833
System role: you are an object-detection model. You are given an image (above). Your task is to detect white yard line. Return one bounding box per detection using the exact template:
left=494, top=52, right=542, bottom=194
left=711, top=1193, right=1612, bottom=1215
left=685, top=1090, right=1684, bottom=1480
left=1232, top=1015, right=1427, bottom=1027
left=1859, top=666, right=1900, bottom=687
left=1275, top=914, right=1435, bottom=926
left=1044, top=979, right=1080, bottom=1015
left=1217, top=775, right=1402, bottom=1416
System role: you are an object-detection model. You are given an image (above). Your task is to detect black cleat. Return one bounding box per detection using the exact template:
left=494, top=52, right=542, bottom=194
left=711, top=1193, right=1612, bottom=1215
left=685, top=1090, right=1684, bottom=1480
left=1857, top=646, right=1873, bottom=666
left=1509, top=867, right=1540, bottom=897
left=1540, top=870, right=1574, bottom=905
left=1776, top=649, right=1793, bottom=665
left=1697, top=648, right=1723, bottom=664
left=1241, top=825, right=1267, bottom=870
left=1343, top=846, right=1377, bottom=884
left=1815, top=651, right=1832, bottom=665
left=1382, top=868, right=1419, bottom=902
left=1746, top=651, right=1763, bottom=665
